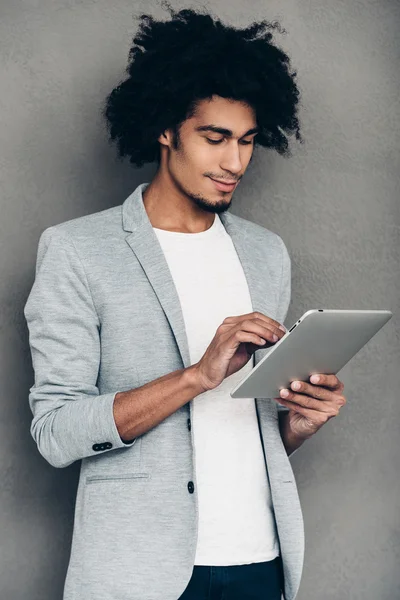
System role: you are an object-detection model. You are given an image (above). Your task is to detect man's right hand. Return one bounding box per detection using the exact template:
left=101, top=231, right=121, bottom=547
left=192, top=312, right=287, bottom=392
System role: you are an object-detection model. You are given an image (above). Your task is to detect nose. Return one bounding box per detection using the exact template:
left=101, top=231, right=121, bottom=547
left=219, top=143, right=243, bottom=176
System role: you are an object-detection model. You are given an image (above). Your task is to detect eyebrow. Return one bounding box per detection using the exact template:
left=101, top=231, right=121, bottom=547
left=195, top=124, right=260, bottom=138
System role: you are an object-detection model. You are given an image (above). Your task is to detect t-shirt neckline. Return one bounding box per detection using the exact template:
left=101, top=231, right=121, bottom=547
left=153, top=214, right=220, bottom=238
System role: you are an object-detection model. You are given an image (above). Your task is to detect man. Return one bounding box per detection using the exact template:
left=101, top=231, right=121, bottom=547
left=24, top=5, right=347, bottom=600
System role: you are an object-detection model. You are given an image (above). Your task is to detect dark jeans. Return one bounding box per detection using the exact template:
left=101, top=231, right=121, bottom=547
left=178, top=556, right=284, bottom=600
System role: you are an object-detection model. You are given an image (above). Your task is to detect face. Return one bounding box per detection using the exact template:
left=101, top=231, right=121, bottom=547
left=157, top=95, right=258, bottom=214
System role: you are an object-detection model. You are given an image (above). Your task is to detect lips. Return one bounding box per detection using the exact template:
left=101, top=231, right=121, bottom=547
left=209, top=177, right=238, bottom=192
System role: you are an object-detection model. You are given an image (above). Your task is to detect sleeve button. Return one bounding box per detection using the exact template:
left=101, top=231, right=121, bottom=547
left=187, top=481, right=194, bottom=494
left=92, top=442, right=113, bottom=452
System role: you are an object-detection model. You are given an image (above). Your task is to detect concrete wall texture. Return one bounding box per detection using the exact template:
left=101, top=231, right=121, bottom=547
left=0, top=1, right=399, bottom=598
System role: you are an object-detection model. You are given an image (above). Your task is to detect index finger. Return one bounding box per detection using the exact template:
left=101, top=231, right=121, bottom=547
left=223, top=312, right=286, bottom=332
left=310, top=374, right=340, bottom=389
left=252, top=311, right=287, bottom=332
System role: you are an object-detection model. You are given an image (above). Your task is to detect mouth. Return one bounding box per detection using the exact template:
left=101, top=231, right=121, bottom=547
left=209, top=177, right=239, bottom=192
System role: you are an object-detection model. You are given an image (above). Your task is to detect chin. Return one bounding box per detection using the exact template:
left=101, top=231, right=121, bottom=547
left=190, top=192, right=232, bottom=215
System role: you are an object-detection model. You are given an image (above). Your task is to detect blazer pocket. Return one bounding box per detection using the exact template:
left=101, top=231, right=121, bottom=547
left=79, top=472, right=152, bottom=592
left=86, top=472, right=150, bottom=483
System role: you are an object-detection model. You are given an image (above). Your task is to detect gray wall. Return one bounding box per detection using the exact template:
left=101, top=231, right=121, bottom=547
left=1, top=1, right=399, bottom=598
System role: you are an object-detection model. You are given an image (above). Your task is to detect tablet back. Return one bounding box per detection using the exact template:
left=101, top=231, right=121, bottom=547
left=230, top=309, right=392, bottom=399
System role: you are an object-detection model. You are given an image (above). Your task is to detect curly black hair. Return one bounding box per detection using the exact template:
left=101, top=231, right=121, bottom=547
left=102, top=1, right=303, bottom=168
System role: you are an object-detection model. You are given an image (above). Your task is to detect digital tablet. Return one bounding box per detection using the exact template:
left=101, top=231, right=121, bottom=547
left=230, top=309, right=392, bottom=399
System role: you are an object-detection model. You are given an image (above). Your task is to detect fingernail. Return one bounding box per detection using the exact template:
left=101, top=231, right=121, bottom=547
left=273, top=334, right=279, bottom=341
left=280, top=389, right=289, bottom=397
left=311, top=375, right=320, bottom=383
left=279, top=325, right=286, bottom=332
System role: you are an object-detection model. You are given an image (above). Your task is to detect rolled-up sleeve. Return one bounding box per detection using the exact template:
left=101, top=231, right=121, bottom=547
left=24, top=227, right=135, bottom=468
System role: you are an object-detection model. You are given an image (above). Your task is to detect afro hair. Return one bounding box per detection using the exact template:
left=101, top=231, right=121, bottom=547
left=102, top=1, right=303, bottom=168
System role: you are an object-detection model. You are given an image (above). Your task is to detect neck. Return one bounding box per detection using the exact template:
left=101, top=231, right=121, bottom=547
left=142, top=171, right=215, bottom=234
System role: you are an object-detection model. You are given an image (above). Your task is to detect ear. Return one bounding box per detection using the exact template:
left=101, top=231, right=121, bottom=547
left=157, top=129, right=172, bottom=147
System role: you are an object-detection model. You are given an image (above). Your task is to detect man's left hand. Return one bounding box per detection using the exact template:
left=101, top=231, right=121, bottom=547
left=273, top=374, right=347, bottom=440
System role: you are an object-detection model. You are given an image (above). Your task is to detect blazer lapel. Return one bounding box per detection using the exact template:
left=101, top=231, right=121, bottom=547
left=122, top=182, right=275, bottom=371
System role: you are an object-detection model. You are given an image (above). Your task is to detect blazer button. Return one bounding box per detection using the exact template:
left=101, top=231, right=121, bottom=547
left=187, top=418, right=191, bottom=431
left=92, top=442, right=113, bottom=452
left=187, top=481, right=194, bottom=494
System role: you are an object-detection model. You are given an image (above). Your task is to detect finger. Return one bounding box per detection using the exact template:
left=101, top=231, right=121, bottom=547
left=309, top=374, right=342, bottom=390
left=254, top=318, right=286, bottom=338
left=290, top=381, right=339, bottom=401
left=278, top=388, right=334, bottom=412
left=252, top=312, right=287, bottom=332
left=225, top=329, right=270, bottom=349
left=230, top=320, right=284, bottom=344
left=273, top=398, right=332, bottom=423
left=223, top=312, right=286, bottom=332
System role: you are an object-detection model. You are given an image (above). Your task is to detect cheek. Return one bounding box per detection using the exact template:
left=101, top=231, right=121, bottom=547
left=176, top=139, right=204, bottom=164
left=187, top=140, right=213, bottom=163
left=181, top=145, right=215, bottom=177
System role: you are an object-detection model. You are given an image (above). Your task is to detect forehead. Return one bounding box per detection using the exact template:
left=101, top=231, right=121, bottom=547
left=190, top=95, right=257, bottom=134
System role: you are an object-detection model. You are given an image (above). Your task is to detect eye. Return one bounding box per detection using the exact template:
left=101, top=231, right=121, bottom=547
left=206, top=138, right=253, bottom=145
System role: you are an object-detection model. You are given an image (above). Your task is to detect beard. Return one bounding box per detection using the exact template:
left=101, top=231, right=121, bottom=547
left=187, top=189, right=233, bottom=214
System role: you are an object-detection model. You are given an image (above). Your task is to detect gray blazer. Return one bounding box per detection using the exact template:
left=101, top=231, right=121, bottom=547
left=24, top=182, right=304, bottom=600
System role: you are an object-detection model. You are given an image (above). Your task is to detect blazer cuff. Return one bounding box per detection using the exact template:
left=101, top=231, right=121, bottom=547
left=31, top=390, right=136, bottom=468
left=62, top=390, right=138, bottom=459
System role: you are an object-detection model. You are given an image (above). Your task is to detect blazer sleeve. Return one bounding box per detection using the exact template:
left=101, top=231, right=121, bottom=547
left=275, top=234, right=291, bottom=415
left=274, top=235, right=303, bottom=458
left=24, top=227, right=136, bottom=468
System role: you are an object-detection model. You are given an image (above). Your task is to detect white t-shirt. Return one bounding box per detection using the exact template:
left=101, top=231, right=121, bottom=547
left=153, top=213, right=279, bottom=566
